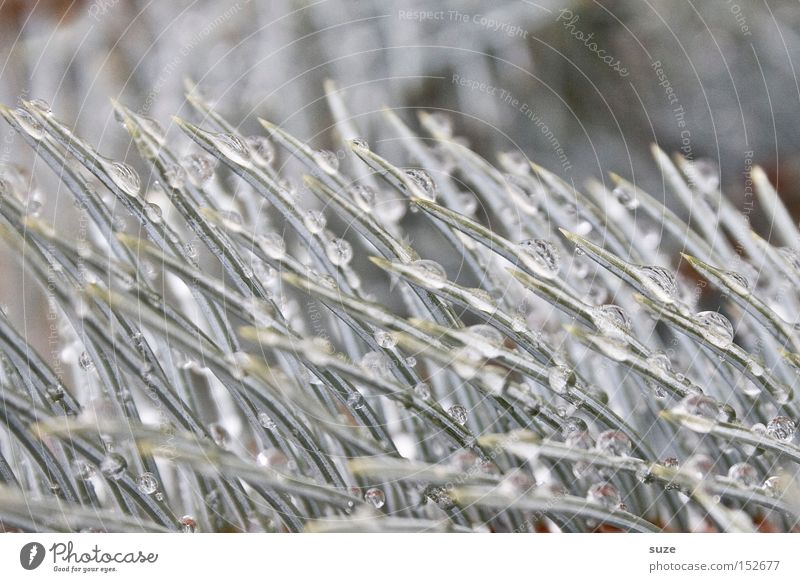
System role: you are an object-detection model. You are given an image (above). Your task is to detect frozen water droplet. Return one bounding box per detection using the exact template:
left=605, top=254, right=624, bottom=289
left=404, top=168, right=437, bottom=201
left=728, top=462, right=758, bottom=487
left=180, top=515, right=197, bottom=533
left=182, top=154, right=215, bottom=185
left=313, top=149, right=340, bottom=174
left=561, top=417, right=588, bottom=439
left=766, top=416, right=796, bottom=441
left=408, top=259, right=447, bottom=289
left=587, top=482, right=621, bottom=509
left=78, top=351, right=95, bottom=372
left=373, top=329, right=396, bottom=349
left=72, top=459, right=95, bottom=481
left=684, top=454, right=715, bottom=479
left=637, top=265, right=678, bottom=302
left=547, top=365, right=574, bottom=394
left=349, top=184, right=377, bottom=213
left=13, top=108, right=44, bottom=140
left=137, top=472, right=158, bottom=495
left=103, top=160, right=141, bottom=197
left=361, top=351, right=391, bottom=377
left=257, top=233, right=286, bottom=259
left=364, top=487, right=385, bottom=509
left=595, top=430, right=632, bottom=457
left=423, top=484, right=455, bottom=509
left=145, top=202, right=163, bottom=223
left=258, top=412, right=277, bottom=430
left=414, top=382, right=431, bottom=400
left=505, top=174, right=545, bottom=215
left=518, top=239, right=561, bottom=279
left=612, top=184, right=639, bottom=210
left=100, top=453, right=127, bottom=480
left=347, top=391, right=366, bottom=410
left=303, top=209, right=327, bottom=234
left=246, top=135, right=275, bottom=166
left=695, top=310, right=735, bottom=348
left=349, top=137, right=370, bottom=152
left=448, top=404, right=468, bottom=425
left=325, top=237, right=353, bottom=266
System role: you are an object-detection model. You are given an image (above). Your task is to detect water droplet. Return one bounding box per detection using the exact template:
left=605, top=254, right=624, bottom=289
left=137, top=472, right=158, bottom=495
left=587, top=482, right=621, bottom=509
left=256, top=233, right=286, bottom=260
left=303, top=209, right=327, bottom=234
left=612, top=184, right=639, bottom=210
left=518, top=239, right=561, bottom=279
left=182, top=154, right=215, bottom=185
left=78, top=351, right=95, bottom=372
left=593, top=304, right=632, bottom=337
left=179, top=515, right=197, bottom=533
left=465, top=288, right=496, bottom=314
left=313, top=149, right=340, bottom=174
left=728, top=462, right=758, bottom=487
left=448, top=404, right=468, bottom=425
left=209, top=132, right=252, bottom=166
left=405, top=356, right=417, bottom=367
left=145, top=202, right=163, bottom=223
left=762, top=475, right=784, bottom=497
left=100, top=453, right=127, bottom=480
left=408, top=259, right=447, bottom=289
left=505, top=174, right=545, bottom=215
left=72, top=459, right=95, bottom=481
left=361, top=351, right=391, bottom=378
left=414, top=382, right=431, bottom=400
left=404, top=168, right=437, bottom=201
left=676, top=394, right=723, bottom=421
left=463, top=324, right=504, bottom=357
left=637, top=265, right=678, bottom=302
left=373, top=329, right=396, bottom=349
left=561, top=417, right=588, bottom=439
left=103, top=160, right=141, bottom=197
left=364, top=487, right=385, bottom=509
left=695, top=310, right=735, bottom=348
left=28, top=98, right=52, bottom=115
left=325, top=237, right=353, bottom=266
left=256, top=448, right=289, bottom=470
left=547, top=365, right=574, bottom=394
left=13, top=108, right=44, bottom=140
left=246, top=135, right=275, bottom=166
left=423, top=484, right=455, bottom=509
left=766, top=416, right=796, bottom=441
left=725, top=270, right=751, bottom=293
left=258, top=412, right=277, bottom=430
left=455, top=191, right=478, bottom=215
left=209, top=423, right=230, bottom=447
left=683, top=454, right=716, bottom=479
left=349, top=137, right=370, bottom=152
left=349, top=184, right=376, bottom=213
left=347, top=391, right=366, bottom=410
left=595, top=430, right=632, bottom=457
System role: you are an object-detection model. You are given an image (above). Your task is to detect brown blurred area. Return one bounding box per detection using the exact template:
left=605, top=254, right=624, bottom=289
left=0, top=0, right=83, bottom=26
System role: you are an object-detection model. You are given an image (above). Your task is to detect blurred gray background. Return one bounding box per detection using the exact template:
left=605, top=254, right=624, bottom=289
left=2, top=0, right=800, bottom=259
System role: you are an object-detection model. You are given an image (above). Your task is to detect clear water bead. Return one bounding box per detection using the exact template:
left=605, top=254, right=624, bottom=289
left=361, top=351, right=391, bottom=377
left=145, top=202, right=163, bottom=223
left=349, top=137, right=370, bottom=152
left=136, top=472, right=158, bottom=495
left=637, top=265, right=678, bottom=302
left=727, top=462, right=758, bottom=487
left=695, top=310, right=735, bottom=348
left=595, top=430, right=632, bottom=457
left=518, top=239, right=561, bottom=279
left=179, top=515, right=197, bottom=533
left=414, top=382, right=431, bottom=400
left=593, top=304, right=632, bottom=337
left=676, top=394, right=723, bottom=421
left=256, top=448, right=289, bottom=470
left=100, top=453, right=127, bottom=480
left=612, top=184, right=639, bottom=210
left=104, top=160, right=141, bottom=197
left=258, top=412, right=277, bottom=430
left=404, top=169, right=437, bottom=201
left=373, top=329, right=396, bottom=349
left=561, top=417, right=588, bottom=439
left=364, top=487, right=385, bottom=509
left=182, top=154, right=215, bottom=185
left=347, top=391, right=366, bottom=410
left=313, top=149, right=340, bottom=174
left=766, top=416, right=796, bottom=441
left=448, top=404, right=468, bottom=425
left=246, top=135, right=275, bottom=166
left=257, top=233, right=286, bottom=259
left=209, top=132, right=252, bottom=166
left=13, top=108, right=44, bottom=140
left=78, top=351, right=95, bottom=372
